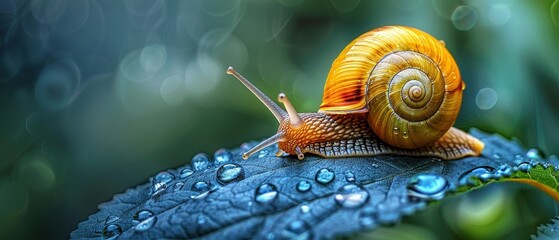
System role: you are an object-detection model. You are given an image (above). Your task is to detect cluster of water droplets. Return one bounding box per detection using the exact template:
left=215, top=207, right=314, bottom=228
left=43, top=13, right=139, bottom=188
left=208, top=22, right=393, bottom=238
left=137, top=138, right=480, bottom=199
left=101, top=209, right=159, bottom=238
left=457, top=147, right=556, bottom=187
left=145, top=147, right=251, bottom=200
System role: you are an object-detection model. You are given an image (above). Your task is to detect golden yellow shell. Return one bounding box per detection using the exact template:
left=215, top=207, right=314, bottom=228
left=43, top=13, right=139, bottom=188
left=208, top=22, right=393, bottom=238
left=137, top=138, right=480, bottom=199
left=319, top=26, right=463, bottom=149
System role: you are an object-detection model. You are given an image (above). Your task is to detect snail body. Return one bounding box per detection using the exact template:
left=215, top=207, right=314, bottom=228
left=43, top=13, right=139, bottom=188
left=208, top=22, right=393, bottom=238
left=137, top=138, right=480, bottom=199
left=227, top=26, right=484, bottom=160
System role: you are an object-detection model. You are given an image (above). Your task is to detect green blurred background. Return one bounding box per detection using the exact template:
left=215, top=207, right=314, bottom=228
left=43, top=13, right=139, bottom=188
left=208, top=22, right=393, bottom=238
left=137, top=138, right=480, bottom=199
left=1, top=0, right=558, bottom=239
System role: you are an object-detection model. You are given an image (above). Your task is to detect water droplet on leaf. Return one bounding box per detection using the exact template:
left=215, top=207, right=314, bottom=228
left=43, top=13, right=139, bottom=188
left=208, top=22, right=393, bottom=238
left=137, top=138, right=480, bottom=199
left=296, top=180, right=312, bottom=192
left=192, top=181, right=211, bottom=192
left=191, top=153, right=212, bottom=171
left=407, top=173, right=448, bottom=201
left=315, top=168, right=335, bottom=185
left=154, top=171, right=174, bottom=186
left=494, top=164, right=512, bottom=178
left=102, top=224, right=122, bottom=239
left=105, top=215, right=119, bottom=225
left=458, top=166, right=494, bottom=185
left=517, top=162, right=531, bottom=172
left=300, top=205, right=310, bottom=213
left=133, top=210, right=154, bottom=224
left=213, top=148, right=232, bottom=165
left=334, top=184, right=369, bottom=208
left=281, top=220, right=312, bottom=240
left=344, top=170, right=356, bottom=182
left=216, top=163, right=245, bottom=184
left=173, top=182, right=184, bottom=192
left=526, top=148, right=545, bottom=159
left=135, top=216, right=157, bottom=231
left=179, top=168, right=194, bottom=178
left=255, top=183, right=278, bottom=203
left=258, top=149, right=269, bottom=158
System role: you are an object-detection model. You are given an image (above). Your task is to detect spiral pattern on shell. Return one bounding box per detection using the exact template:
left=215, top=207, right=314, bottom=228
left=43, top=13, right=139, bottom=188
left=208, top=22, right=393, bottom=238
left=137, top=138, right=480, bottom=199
left=319, top=26, right=464, bottom=149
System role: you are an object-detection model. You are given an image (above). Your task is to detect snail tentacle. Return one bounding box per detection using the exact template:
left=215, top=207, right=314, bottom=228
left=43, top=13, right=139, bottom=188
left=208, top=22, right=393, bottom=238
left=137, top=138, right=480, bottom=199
left=242, top=131, right=285, bottom=159
left=227, top=67, right=287, bottom=123
left=278, top=93, right=303, bottom=129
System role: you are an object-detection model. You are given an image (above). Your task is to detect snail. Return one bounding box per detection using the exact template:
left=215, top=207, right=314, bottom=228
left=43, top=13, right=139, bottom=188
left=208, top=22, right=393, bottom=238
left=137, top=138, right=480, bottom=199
left=226, top=26, right=484, bottom=160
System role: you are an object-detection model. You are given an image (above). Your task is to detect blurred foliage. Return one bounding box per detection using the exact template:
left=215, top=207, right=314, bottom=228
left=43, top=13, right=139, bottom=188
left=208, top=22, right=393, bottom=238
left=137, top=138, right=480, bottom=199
left=0, top=0, right=558, bottom=239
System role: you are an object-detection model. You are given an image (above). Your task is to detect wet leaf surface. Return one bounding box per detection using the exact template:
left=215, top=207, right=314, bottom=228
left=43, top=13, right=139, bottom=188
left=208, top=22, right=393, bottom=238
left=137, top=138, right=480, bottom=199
left=71, top=129, right=559, bottom=239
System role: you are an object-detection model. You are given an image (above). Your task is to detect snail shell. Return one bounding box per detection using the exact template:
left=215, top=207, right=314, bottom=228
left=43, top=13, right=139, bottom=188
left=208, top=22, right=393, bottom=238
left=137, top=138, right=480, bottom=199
left=226, top=26, right=484, bottom=160
left=320, top=26, right=462, bottom=149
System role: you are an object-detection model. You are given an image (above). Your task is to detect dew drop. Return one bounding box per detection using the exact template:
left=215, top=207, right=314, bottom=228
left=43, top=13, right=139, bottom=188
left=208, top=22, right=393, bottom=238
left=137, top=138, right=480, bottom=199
left=334, top=184, right=369, bottom=208
left=213, top=148, right=232, bottom=165
left=371, top=163, right=379, bottom=168
left=191, top=153, right=212, bottom=171
left=517, top=162, right=531, bottom=173
left=105, top=215, right=119, bottom=225
left=154, top=171, right=174, bottom=186
left=197, top=215, right=206, bottom=225
left=344, top=170, right=356, bottom=182
left=402, top=132, right=409, bottom=139
left=216, top=163, right=245, bottom=184
left=458, top=166, right=494, bottom=186
left=393, top=127, right=398, bottom=135
left=407, top=173, right=448, bottom=201
left=102, top=224, right=122, bottom=239
left=526, top=148, right=545, bottom=159
left=300, top=205, right=310, bottom=213
left=179, top=168, right=194, bottom=178
left=494, top=164, right=512, bottom=178
left=133, top=210, right=154, bottom=224
left=173, top=182, right=184, bottom=192
left=152, top=182, right=167, bottom=197
left=491, top=153, right=501, bottom=159
left=255, top=183, right=278, bottom=203
left=315, top=168, right=335, bottom=185
left=281, top=220, right=313, bottom=240
left=192, top=181, right=212, bottom=192
left=135, top=216, right=157, bottom=231
left=240, top=142, right=252, bottom=152
left=258, top=149, right=269, bottom=158
left=296, top=180, right=312, bottom=192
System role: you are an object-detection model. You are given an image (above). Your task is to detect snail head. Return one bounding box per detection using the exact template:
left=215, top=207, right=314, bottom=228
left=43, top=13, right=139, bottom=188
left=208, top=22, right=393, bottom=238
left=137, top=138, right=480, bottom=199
left=227, top=67, right=310, bottom=160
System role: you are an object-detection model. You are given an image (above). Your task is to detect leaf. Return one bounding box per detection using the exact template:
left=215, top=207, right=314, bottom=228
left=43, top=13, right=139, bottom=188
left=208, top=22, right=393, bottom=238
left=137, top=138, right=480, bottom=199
left=71, top=129, right=559, bottom=239
left=532, top=216, right=559, bottom=240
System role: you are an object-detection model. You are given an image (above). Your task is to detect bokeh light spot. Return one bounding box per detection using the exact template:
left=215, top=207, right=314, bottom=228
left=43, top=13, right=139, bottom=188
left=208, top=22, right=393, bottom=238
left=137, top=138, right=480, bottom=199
left=488, top=4, right=511, bottom=26
left=34, top=59, right=81, bottom=111
left=184, top=56, right=221, bottom=105
left=140, top=44, right=167, bottom=73
left=120, top=50, right=156, bottom=83
left=160, top=76, right=187, bottom=106
left=451, top=5, right=478, bottom=31
left=18, top=160, right=56, bottom=193
left=476, top=88, right=498, bottom=110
